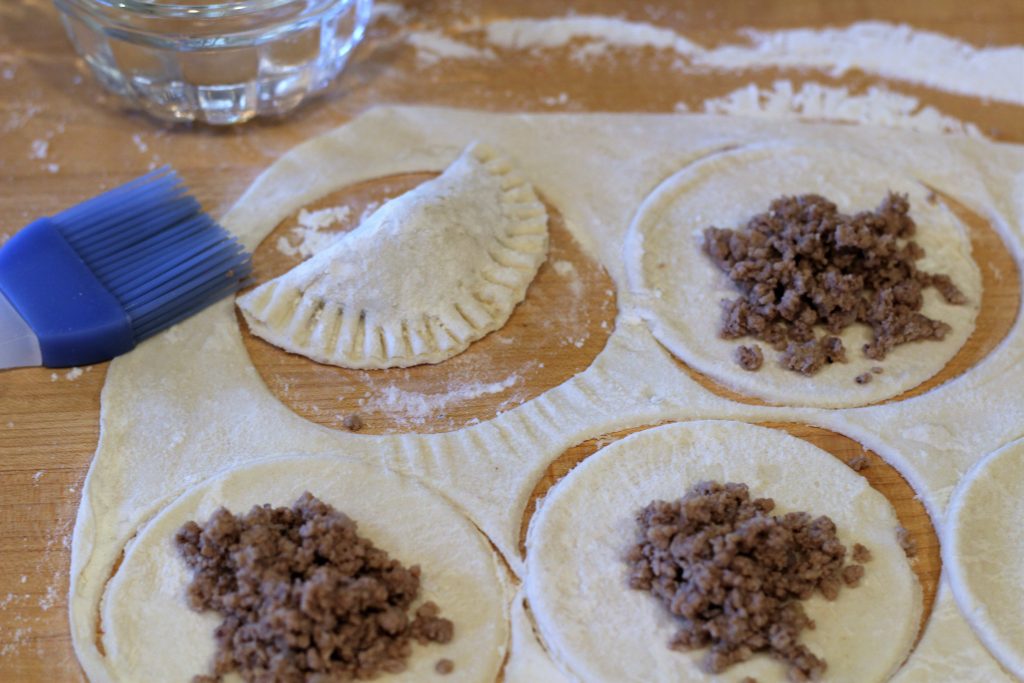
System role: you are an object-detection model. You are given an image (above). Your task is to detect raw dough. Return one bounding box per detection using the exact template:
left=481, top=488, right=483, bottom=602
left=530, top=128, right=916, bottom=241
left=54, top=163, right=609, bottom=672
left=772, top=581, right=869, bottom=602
left=70, top=108, right=1024, bottom=683
left=237, top=142, right=549, bottom=369
left=97, top=455, right=509, bottom=683
left=624, top=143, right=982, bottom=407
left=525, top=420, right=921, bottom=683
left=942, top=437, right=1024, bottom=679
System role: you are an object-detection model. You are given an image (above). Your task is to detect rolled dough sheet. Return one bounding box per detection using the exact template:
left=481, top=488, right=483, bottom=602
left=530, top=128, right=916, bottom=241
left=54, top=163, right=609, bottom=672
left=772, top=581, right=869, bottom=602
left=942, top=438, right=1024, bottom=679
left=525, top=421, right=921, bottom=683
left=69, top=108, right=1024, bottom=682
left=624, top=143, right=981, bottom=408
left=98, top=455, right=510, bottom=683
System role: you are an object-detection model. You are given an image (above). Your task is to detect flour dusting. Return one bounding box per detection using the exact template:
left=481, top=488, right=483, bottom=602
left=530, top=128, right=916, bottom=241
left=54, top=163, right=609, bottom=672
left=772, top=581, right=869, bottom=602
left=404, top=16, right=1023, bottom=105
left=275, top=203, right=383, bottom=259
left=696, top=22, right=1024, bottom=105
left=276, top=206, right=351, bottom=258
left=360, top=373, right=524, bottom=427
left=485, top=15, right=701, bottom=55
left=410, top=30, right=495, bottom=66
left=701, top=80, right=984, bottom=137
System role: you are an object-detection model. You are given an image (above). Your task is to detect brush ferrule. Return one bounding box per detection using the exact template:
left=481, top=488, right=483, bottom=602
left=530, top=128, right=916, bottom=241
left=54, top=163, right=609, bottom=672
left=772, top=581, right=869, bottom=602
left=0, top=218, right=135, bottom=367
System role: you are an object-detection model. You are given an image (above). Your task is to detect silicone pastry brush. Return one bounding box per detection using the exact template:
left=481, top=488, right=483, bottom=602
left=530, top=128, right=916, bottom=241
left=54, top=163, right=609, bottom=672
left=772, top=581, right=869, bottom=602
left=0, top=168, right=251, bottom=369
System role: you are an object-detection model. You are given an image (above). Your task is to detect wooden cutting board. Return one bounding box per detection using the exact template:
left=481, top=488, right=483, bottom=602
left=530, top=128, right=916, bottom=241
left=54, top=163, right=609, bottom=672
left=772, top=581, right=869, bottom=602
left=1, top=1, right=1022, bottom=680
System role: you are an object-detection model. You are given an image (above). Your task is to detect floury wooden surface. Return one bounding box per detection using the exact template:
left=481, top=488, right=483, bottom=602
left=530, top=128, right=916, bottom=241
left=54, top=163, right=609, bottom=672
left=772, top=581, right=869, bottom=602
left=1, top=1, right=1022, bottom=680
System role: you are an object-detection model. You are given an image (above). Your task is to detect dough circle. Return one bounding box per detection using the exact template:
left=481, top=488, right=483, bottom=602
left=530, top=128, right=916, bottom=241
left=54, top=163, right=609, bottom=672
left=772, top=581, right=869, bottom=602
left=624, top=144, right=981, bottom=407
left=98, top=455, right=509, bottom=683
left=525, top=420, right=921, bottom=683
left=943, top=438, right=1024, bottom=679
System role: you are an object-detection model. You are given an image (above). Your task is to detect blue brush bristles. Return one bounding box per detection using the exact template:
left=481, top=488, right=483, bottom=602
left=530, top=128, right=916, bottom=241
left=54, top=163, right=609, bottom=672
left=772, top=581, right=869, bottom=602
left=0, top=167, right=252, bottom=368
left=52, top=168, right=252, bottom=341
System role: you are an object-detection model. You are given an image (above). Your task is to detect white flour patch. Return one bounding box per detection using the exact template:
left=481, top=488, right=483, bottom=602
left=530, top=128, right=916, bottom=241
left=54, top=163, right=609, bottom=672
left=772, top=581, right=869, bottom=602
left=29, top=139, right=48, bottom=160
left=409, top=30, right=494, bottom=66
left=370, top=1, right=407, bottom=23
left=131, top=133, right=148, bottom=154
left=702, top=80, right=984, bottom=137
left=359, top=373, right=525, bottom=428
left=552, top=259, right=584, bottom=298
left=275, top=206, right=352, bottom=258
left=64, top=367, right=84, bottom=381
left=484, top=15, right=701, bottom=56
left=696, top=22, right=1024, bottom=105
left=404, top=16, right=1023, bottom=104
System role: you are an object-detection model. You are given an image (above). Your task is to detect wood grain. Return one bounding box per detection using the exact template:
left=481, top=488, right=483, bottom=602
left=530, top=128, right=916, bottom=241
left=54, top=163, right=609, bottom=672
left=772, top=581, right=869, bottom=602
left=238, top=173, right=616, bottom=434
left=1, top=1, right=1022, bottom=680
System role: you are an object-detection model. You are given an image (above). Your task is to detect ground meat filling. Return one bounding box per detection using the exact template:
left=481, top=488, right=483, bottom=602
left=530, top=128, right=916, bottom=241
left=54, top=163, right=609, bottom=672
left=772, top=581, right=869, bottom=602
left=627, top=481, right=869, bottom=681
left=702, top=193, right=966, bottom=377
left=175, top=492, right=454, bottom=683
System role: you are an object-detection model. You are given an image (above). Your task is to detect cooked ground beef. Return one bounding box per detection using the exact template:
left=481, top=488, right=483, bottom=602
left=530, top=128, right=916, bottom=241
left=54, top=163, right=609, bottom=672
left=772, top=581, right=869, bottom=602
left=846, top=454, right=870, bottom=472
left=735, top=344, right=764, bottom=371
left=855, top=372, right=873, bottom=385
left=703, top=193, right=966, bottom=379
left=852, top=543, right=873, bottom=563
left=435, top=659, right=454, bottom=675
left=627, top=481, right=868, bottom=680
left=896, top=525, right=918, bottom=558
left=342, top=413, right=364, bottom=432
left=175, top=492, right=453, bottom=683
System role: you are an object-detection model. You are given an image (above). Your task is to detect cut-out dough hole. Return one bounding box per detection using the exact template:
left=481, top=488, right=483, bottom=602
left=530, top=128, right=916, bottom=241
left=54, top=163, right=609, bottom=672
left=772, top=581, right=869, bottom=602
left=237, top=172, right=617, bottom=434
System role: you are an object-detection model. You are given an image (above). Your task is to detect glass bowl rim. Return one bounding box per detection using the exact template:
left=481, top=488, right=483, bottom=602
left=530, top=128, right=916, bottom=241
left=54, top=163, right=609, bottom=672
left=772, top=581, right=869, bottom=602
left=57, top=0, right=350, bottom=20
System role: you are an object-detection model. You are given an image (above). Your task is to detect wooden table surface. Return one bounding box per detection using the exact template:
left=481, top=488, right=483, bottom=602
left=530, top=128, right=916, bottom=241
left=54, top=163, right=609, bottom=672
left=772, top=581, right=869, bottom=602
left=1, top=1, right=1022, bottom=681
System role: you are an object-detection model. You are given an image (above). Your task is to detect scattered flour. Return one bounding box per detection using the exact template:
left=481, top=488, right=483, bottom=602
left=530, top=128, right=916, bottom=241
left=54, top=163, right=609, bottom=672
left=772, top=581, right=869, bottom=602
left=29, top=139, right=48, bottom=160
left=45, top=163, right=59, bottom=174
left=360, top=374, right=523, bottom=426
left=275, top=206, right=351, bottom=258
left=540, top=92, right=570, bottom=106
left=484, top=15, right=701, bottom=55
left=131, top=133, right=148, bottom=154
left=370, top=1, right=406, bottom=22
left=552, top=259, right=584, bottom=298
left=32, top=471, right=43, bottom=483
left=404, top=16, right=1024, bottom=105
left=695, top=22, right=1024, bottom=105
left=701, top=80, right=984, bottom=137
left=2, top=67, right=14, bottom=80
left=64, top=367, right=84, bottom=381
left=409, top=30, right=495, bottom=66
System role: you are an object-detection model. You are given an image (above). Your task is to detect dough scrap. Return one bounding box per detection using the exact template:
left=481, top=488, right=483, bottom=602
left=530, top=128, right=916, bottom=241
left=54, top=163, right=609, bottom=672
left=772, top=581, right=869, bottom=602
left=98, top=455, right=510, bottom=683
left=525, top=421, right=921, bottom=683
left=624, top=144, right=981, bottom=407
left=943, top=437, right=1024, bottom=679
left=237, top=142, right=549, bottom=369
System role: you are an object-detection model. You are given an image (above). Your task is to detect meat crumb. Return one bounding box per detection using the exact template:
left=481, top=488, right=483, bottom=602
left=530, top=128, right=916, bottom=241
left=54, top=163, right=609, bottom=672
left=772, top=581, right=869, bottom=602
left=175, top=492, right=453, bottom=682
left=852, top=543, right=873, bottom=563
left=896, top=525, right=918, bottom=558
left=735, top=344, right=764, bottom=371
left=342, top=413, right=364, bottom=431
left=847, top=454, right=870, bottom=472
left=627, top=481, right=869, bottom=680
left=871, top=366, right=884, bottom=374
left=703, top=193, right=966, bottom=381
left=842, top=564, right=866, bottom=587
left=855, top=372, right=873, bottom=384
left=435, top=659, right=454, bottom=675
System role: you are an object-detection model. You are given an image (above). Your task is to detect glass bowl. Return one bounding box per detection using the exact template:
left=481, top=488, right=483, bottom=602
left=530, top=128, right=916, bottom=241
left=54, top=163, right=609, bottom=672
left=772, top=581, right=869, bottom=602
left=53, top=0, right=373, bottom=125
